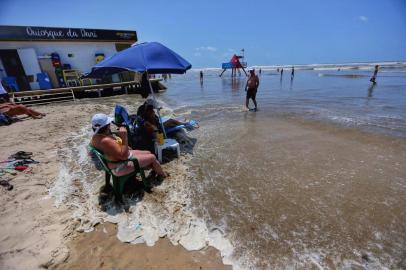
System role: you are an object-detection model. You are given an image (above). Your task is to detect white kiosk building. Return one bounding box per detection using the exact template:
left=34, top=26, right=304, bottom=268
left=0, top=25, right=137, bottom=91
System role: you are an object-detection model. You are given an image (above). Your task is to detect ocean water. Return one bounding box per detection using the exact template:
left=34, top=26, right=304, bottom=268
left=51, top=63, right=406, bottom=269
left=159, top=65, right=406, bottom=268
left=163, top=65, right=406, bottom=139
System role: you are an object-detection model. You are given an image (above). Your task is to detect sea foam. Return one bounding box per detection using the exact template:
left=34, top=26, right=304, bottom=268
left=49, top=112, right=238, bottom=269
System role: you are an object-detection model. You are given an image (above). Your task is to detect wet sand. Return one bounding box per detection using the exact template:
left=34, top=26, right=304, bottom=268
left=188, top=109, right=406, bottom=268
left=56, top=223, right=230, bottom=270
left=1, top=98, right=405, bottom=269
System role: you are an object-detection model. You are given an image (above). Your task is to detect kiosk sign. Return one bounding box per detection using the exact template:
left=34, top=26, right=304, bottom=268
left=0, top=26, right=137, bottom=42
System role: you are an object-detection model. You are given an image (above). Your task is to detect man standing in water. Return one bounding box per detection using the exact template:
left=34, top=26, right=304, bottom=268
left=370, top=65, right=379, bottom=84
left=245, top=69, right=259, bottom=111
left=199, top=70, right=203, bottom=84
left=291, top=66, right=295, bottom=79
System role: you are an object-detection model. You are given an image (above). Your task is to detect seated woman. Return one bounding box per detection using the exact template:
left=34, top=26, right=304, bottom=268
left=135, top=104, right=162, bottom=153
left=90, top=113, right=168, bottom=178
left=137, top=100, right=188, bottom=128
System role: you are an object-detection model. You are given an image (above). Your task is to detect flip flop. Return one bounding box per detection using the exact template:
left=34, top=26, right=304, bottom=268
left=14, top=165, right=28, bottom=171
left=14, top=151, right=33, bottom=156
left=0, top=180, right=13, bottom=191
left=9, top=151, right=33, bottom=160
left=0, top=159, right=15, bottom=164
left=9, top=154, right=32, bottom=160
left=0, top=168, right=17, bottom=175
left=21, top=158, right=39, bottom=164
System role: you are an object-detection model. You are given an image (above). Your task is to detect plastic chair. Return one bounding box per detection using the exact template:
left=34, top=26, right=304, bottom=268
left=155, top=139, right=180, bottom=163
left=36, top=73, right=52, bottom=90
left=88, top=145, right=150, bottom=202
left=63, top=69, right=92, bottom=87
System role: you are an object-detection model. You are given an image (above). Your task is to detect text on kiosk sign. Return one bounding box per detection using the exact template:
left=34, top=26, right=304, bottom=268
left=26, top=27, right=98, bottom=39
left=0, top=25, right=137, bottom=42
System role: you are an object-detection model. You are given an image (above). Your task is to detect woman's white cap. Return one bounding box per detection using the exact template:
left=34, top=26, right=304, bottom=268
left=91, top=113, right=112, bottom=133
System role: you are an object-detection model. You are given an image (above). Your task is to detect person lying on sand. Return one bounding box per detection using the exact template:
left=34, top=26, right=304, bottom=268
left=90, top=113, right=168, bottom=178
left=0, top=100, right=46, bottom=119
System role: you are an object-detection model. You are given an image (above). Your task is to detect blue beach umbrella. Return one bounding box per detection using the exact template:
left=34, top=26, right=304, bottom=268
left=85, top=41, right=192, bottom=78
left=84, top=41, right=192, bottom=137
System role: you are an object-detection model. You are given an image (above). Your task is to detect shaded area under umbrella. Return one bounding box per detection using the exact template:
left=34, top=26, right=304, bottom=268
left=84, top=41, right=192, bottom=137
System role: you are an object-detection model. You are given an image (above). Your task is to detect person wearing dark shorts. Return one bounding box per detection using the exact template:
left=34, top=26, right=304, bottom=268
left=245, top=69, right=259, bottom=111
left=370, top=65, right=379, bottom=84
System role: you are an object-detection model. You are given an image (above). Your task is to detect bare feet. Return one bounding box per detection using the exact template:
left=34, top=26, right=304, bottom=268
left=32, top=114, right=44, bottom=119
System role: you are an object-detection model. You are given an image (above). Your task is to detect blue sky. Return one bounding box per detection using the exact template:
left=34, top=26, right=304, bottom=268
left=1, top=0, right=405, bottom=68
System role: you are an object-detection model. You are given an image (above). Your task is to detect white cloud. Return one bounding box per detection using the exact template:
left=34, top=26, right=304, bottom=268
left=358, top=15, right=368, bottom=22
left=194, top=52, right=202, bottom=57
left=195, top=46, right=217, bottom=52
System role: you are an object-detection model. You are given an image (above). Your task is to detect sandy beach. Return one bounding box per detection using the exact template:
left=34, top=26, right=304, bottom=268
left=1, top=85, right=405, bottom=269
left=1, top=0, right=405, bottom=268
left=0, top=99, right=229, bottom=270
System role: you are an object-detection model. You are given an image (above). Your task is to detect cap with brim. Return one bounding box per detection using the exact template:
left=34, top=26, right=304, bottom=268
left=145, top=98, right=158, bottom=108
left=91, top=113, right=113, bottom=134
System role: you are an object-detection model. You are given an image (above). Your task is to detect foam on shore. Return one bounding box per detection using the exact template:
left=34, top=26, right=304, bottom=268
left=49, top=117, right=239, bottom=269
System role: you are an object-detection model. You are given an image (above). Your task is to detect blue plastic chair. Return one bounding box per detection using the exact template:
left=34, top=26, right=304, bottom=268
left=1, top=77, right=19, bottom=92
left=36, top=73, right=52, bottom=90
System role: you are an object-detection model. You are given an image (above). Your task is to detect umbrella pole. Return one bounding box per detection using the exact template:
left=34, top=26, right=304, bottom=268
left=146, top=71, right=167, bottom=138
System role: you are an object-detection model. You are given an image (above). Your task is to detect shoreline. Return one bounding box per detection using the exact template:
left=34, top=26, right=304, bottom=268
left=0, top=98, right=404, bottom=269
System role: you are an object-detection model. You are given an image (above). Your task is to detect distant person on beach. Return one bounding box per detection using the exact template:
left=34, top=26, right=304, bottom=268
left=281, top=68, right=284, bottom=76
left=200, top=70, right=203, bottom=83
left=90, top=113, right=168, bottom=178
left=245, top=69, right=259, bottom=111
left=370, top=65, right=379, bottom=84
left=259, top=68, right=262, bottom=75
left=291, top=66, right=295, bottom=79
